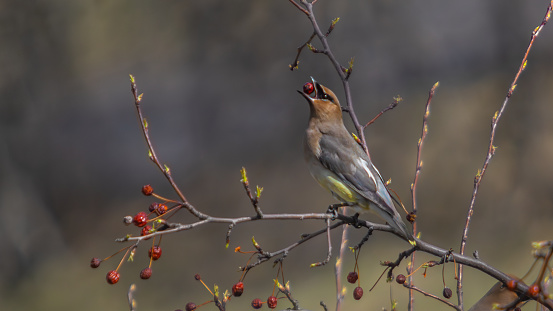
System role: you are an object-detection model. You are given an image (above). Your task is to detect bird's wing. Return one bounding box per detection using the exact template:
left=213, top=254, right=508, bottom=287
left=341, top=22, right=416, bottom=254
left=318, top=133, right=397, bottom=216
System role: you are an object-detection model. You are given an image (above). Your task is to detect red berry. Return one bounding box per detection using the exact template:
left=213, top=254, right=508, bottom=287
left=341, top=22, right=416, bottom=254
left=303, top=82, right=314, bottom=95
left=141, top=225, right=153, bottom=237
left=185, top=302, right=196, bottom=311
left=232, top=281, right=244, bottom=297
left=528, top=284, right=540, bottom=297
left=133, top=212, right=148, bottom=227
left=267, top=296, right=277, bottom=309
left=106, top=270, right=120, bottom=284
left=347, top=271, right=358, bottom=284
left=353, top=286, right=363, bottom=300
left=443, top=287, right=452, bottom=299
left=90, top=257, right=101, bottom=268
left=149, top=245, right=162, bottom=260
left=396, top=274, right=406, bottom=284
left=251, top=298, right=263, bottom=309
left=142, top=184, right=154, bottom=196
left=506, top=279, right=517, bottom=291
left=140, top=267, right=152, bottom=279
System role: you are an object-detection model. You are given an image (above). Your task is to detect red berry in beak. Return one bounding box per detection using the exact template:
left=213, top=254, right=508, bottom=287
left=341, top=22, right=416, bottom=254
left=303, top=82, right=314, bottom=95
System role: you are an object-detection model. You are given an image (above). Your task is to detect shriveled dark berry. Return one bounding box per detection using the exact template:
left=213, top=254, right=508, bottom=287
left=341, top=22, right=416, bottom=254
left=396, top=274, right=406, bottom=284
left=406, top=212, right=416, bottom=223
left=347, top=271, right=358, bottom=284
left=353, top=286, right=363, bottom=300
left=90, top=257, right=101, bottom=268
left=251, top=298, right=263, bottom=309
left=155, top=203, right=168, bottom=215
left=140, top=267, right=152, bottom=279
left=232, top=281, right=244, bottom=297
left=267, top=296, right=277, bottom=309
left=185, top=302, right=196, bottom=311
left=443, top=287, right=452, bottom=299
left=194, top=274, right=201, bottom=281
left=149, top=202, right=159, bottom=212
left=106, top=270, right=120, bottom=284
left=133, top=211, right=148, bottom=227
left=148, top=245, right=162, bottom=260
left=142, top=184, right=154, bottom=196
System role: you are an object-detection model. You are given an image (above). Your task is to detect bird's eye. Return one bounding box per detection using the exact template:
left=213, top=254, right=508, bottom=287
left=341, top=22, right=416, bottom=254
left=322, top=93, right=332, bottom=101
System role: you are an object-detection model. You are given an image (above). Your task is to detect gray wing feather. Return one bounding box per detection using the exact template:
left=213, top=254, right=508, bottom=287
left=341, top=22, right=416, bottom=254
left=318, top=133, right=397, bottom=216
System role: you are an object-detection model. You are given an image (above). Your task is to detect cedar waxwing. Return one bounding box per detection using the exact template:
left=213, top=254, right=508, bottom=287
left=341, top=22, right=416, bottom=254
left=298, top=78, right=414, bottom=242
left=468, top=277, right=525, bottom=311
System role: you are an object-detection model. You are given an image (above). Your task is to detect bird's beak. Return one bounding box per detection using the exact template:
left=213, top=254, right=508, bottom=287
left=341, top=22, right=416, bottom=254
left=297, top=77, right=319, bottom=103
left=297, top=89, right=314, bottom=103
left=311, top=78, right=326, bottom=100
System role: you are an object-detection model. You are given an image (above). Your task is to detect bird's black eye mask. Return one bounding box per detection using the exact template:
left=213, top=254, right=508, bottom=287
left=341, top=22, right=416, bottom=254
left=315, top=82, right=333, bottom=102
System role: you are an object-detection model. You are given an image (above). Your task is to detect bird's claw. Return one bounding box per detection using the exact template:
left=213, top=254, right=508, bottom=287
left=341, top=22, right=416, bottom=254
left=326, top=205, right=339, bottom=220
left=351, top=213, right=362, bottom=228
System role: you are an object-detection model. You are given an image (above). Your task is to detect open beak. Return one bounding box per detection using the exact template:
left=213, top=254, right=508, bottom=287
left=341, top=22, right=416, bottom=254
left=297, top=77, right=319, bottom=103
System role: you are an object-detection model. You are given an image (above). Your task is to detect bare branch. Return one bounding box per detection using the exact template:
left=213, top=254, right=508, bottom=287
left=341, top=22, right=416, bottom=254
left=457, top=2, right=553, bottom=308
left=363, top=96, right=402, bottom=128
left=127, top=284, right=137, bottom=311
left=408, top=81, right=439, bottom=309
left=310, top=218, right=333, bottom=267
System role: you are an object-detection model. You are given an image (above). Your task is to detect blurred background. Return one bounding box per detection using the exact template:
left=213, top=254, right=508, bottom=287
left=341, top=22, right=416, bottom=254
left=1, top=0, right=552, bottom=310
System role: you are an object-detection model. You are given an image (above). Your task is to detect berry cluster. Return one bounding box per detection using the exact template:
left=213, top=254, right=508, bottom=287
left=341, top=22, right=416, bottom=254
left=90, top=184, right=175, bottom=285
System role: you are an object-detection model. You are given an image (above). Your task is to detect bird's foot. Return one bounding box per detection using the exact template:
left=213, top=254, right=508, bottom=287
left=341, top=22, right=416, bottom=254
left=351, top=213, right=362, bottom=228
left=327, top=202, right=352, bottom=219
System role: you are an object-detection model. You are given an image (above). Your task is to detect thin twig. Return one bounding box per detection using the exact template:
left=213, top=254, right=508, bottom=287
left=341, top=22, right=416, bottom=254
left=457, top=2, right=553, bottom=308
left=130, top=76, right=208, bottom=220
left=241, top=220, right=345, bottom=271
left=240, top=167, right=264, bottom=218
left=289, top=32, right=316, bottom=70
left=276, top=278, right=302, bottom=310
left=288, top=0, right=308, bottom=15
left=403, top=282, right=462, bottom=311
left=127, top=284, right=137, bottom=311
left=408, top=81, right=439, bottom=310
left=363, top=97, right=401, bottom=128
left=334, top=206, right=348, bottom=311
left=411, top=82, right=438, bottom=215
left=311, top=218, right=333, bottom=267
left=536, top=243, right=553, bottom=292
